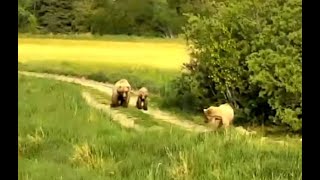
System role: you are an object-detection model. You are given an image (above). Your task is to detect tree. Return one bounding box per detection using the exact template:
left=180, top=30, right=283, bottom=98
left=72, top=0, right=95, bottom=33
left=34, top=0, right=76, bottom=33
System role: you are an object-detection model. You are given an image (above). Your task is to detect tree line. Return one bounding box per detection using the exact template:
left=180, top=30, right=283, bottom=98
left=18, top=0, right=217, bottom=37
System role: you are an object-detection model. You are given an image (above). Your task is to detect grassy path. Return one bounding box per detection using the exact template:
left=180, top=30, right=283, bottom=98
left=18, top=70, right=300, bottom=145
left=82, top=91, right=141, bottom=130
left=19, top=71, right=212, bottom=133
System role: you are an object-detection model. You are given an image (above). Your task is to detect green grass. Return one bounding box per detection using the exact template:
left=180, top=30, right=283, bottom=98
left=18, top=60, right=207, bottom=127
left=18, top=61, right=301, bottom=137
left=18, top=35, right=302, bottom=138
left=18, top=33, right=185, bottom=43
left=18, top=75, right=302, bottom=180
left=86, top=87, right=170, bottom=128
left=18, top=61, right=178, bottom=94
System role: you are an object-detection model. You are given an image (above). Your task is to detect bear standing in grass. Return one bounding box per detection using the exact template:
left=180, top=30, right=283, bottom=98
left=110, top=79, right=131, bottom=108
left=136, top=87, right=148, bottom=110
left=203, top=103, right=234, bottom=129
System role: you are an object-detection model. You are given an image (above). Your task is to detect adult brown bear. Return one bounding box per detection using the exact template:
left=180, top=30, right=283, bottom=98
left=110, top=79, right=131, bottom=108
left=136, top=87, right=148, bottom=110
left=203, top=103, right=234, bottom=128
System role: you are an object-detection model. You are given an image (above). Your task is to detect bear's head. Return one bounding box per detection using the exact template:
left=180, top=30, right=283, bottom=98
left=203, top=106, right=222, bottom=123
left=115, top=79, right=131, bottom=99
left=117, top=85, right=130, bottom=99
left=139, top=87, right=148, bottom=101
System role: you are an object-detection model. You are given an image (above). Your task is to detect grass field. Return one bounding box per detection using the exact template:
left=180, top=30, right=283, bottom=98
left=18, top=75, right=302, bottom=179
left=18, top=36, right=188, bottom=70
left=18, top=35, right=303, bottom=133
left=18, top=35, right=188, bottom=95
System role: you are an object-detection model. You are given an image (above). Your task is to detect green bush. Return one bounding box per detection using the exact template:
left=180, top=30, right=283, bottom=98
left=167, top=0, right=302, bottom=131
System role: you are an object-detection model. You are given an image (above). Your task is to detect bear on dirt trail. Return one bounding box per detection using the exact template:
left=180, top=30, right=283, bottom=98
left=203, top=103, right=234, bottom=129
left=110, top=79, right=131, bottom=108
left=136, top=87, right=149, bottom=111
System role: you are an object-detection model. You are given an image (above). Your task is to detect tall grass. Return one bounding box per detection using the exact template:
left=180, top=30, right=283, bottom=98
left=18, top=75, right=302, bottom=180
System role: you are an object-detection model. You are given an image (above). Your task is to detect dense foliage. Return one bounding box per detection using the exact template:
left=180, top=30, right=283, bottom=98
left=164, top=0, right=302, bottom=131
left=18, top=0, right=216, bottom=37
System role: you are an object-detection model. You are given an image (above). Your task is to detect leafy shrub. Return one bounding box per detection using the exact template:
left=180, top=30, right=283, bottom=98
left=166, top=0, right=302, bottom=131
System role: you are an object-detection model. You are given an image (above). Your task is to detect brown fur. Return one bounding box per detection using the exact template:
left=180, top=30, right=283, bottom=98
left=136, top=87, right=148, bottom=111
left=110, top=79, right=131, bottom=108
left=203, top=103, right=234, bottom=128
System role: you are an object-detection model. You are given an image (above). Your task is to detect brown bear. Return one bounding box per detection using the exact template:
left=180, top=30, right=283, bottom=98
left=136, top=87, right=148, bottom=111
left=203, top=103, right=234, bottom=128
left=110, top=79, right=131, bottom=108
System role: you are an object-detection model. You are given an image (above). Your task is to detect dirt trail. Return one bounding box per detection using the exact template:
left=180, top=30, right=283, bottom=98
left=82, top=91, right=141, bottom=130
left=19, top=71, right=212, bottom=133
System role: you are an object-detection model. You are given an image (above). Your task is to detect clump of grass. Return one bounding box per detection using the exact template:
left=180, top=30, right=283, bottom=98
left=70, top=142, right=105, bottom=170
left=18, top=127, right=45, bottom=158
left=70, top=142, right=120, bottom=175
left=166, top=150, right=192, bottom=180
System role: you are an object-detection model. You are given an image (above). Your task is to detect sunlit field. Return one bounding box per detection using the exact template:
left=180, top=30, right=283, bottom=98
left=18, top=35, right=190, bottom=95
left=18, top=37, right=189, bottom=70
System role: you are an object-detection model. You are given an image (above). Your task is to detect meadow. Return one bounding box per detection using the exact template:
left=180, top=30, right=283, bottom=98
left=18, top=35, right=302, bottom=179
left=18, top=35, right=302, bottom=132
left=17, top=35, right=235, bottom=129
left=18, top=35, right=188, bottom=93
left=18, top=75, right=302, bottom=180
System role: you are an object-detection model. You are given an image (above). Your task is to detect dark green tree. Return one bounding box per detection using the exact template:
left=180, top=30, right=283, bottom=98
left=34, top=0, right=76, bottom=33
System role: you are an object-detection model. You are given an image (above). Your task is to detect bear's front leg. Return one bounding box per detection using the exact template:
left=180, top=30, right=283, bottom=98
left=136, top=98, right=142, bottom=109
left=142, top=99, right=148, bottom=111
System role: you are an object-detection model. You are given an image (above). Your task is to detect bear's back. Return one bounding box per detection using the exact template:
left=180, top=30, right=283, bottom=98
left=218, top=103, right=234, bottom=124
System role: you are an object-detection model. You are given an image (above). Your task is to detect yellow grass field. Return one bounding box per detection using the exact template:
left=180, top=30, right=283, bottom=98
left=18, top=38, right=189, bottom=70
